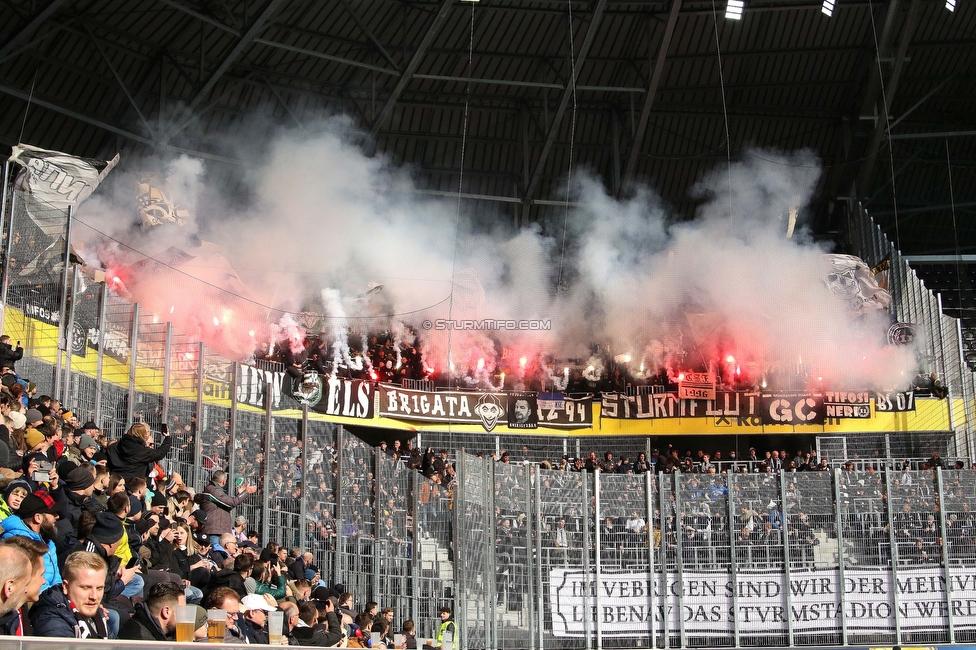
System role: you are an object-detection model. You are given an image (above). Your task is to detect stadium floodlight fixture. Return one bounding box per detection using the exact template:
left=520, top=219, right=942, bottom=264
left=945, top=0, right=955, bottom=11
left=822, top=0, right=835, bottom=16
left=726, top=0, right=744, bottom=20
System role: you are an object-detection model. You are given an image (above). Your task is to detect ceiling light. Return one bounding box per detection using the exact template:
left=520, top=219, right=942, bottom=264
left=945, top=0, right=955, bottom=11
left=822, top=0, right=835, bottom=16
left=726, top=0, right=744, bottom=20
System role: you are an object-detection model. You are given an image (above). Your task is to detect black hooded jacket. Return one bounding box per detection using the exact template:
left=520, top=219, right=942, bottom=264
left=105, top=434, right=172, bottom=481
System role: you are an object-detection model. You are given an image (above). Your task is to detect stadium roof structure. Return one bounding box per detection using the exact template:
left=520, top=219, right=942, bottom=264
left=0, top=0, right=972, bottom=251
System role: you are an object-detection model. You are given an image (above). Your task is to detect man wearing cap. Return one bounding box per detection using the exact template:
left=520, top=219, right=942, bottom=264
left=61, top=410, right=79, bottom=429
left=80, top=421, right=100, bottom=446
left=118, top=581, right=185, bottom=641
left=149, top=491, right=168, bottom=517
left=241, top=593, right=276, bottom=644
left=77, top=433, right=99, bottom=460
left=57, top=428, right=94, bottom=472
left=0, top=490, right=62, bottom=591
left=62, top=466, right=105, bottom=532
left=23, top=412, right=45, bottom=450
left=188, top=505, right=207, bottom=531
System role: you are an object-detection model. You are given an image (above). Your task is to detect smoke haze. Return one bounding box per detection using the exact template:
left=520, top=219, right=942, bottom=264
left=70, top=118, right=913, bottom=388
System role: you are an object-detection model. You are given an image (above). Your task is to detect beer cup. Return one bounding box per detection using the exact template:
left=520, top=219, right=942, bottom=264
left=207, top=609, right=227, bottom=643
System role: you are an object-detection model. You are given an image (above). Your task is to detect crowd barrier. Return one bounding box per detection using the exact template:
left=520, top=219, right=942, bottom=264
left=457, top=457, right=976, bottom=649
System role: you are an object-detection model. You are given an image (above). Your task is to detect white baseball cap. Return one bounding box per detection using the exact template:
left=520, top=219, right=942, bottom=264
left=241, top=594, right=277, bottom=612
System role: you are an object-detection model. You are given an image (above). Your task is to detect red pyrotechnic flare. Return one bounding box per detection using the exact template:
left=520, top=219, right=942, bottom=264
left=519, top=356, right=527, bottom=369
left=677, top=372, right=685, bottom=382
left=726, top=355, right=735, bottom=364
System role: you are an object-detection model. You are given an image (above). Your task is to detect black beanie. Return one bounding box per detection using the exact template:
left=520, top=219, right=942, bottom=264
left=64, top=466, right=95, bottom=491
left=91, top=511, right=124, bottom=544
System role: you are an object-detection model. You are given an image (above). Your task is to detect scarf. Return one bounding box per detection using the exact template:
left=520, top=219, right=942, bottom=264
left=68, top=601, right=108, bottom=639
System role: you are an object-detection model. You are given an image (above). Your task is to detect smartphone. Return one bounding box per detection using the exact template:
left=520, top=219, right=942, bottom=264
left=125, top=556, right=139, bottom=569
left=31, top=471, right=50, bottom=482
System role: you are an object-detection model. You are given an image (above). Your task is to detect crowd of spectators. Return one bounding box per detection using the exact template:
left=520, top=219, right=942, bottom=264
left=251, top=327, right=947, bottom=399
left=0, top=334, right=457, bottom=645
left=256, top=330, right=427, bottom=388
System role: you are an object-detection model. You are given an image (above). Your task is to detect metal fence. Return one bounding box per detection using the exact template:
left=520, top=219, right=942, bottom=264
left=456, top=460, right=976, bottom=649
left=847, top=200, right=976, bottom=458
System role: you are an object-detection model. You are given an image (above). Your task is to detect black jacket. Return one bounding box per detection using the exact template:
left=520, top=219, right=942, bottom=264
left=290, top=612, right=342, bottom=647
left=288, top=555, right=307, bottom=582
left=243, top=617, right=268, bottom=644
left=63, top=489, right=106, bottom=533
left=208, top=569, right=247, bottom=598
left=144, top=537, right=180, bottom=575
left=0, top=342, right=23, bottom=372
left=118, top=602, right=171, bottom=641
left=105, top=434, right=172, bottom=481
left=0, top=608, right=21, bottom=636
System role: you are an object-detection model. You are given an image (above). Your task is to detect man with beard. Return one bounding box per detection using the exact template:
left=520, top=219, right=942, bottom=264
left=118, top=581, right=184, bottom=640
left=0, top=490, right=63, bottom=592
left=30, top=552, right=110, bottom=638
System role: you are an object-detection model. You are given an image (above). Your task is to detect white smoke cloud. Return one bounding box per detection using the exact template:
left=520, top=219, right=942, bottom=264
left=69, top=119, right=912, bottom=389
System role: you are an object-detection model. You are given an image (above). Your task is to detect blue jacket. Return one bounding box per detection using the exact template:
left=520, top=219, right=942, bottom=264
left=0, top=515, right=62, bottom=591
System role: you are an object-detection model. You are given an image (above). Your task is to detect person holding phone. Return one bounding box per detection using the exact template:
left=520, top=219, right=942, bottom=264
left=0, top=336, right=23, bottom=374
left=106, top=423, right=172, bottom=482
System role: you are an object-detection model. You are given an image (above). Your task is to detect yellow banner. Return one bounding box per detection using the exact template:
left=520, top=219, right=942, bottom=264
left=7, top=306, right=956, bottom=435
